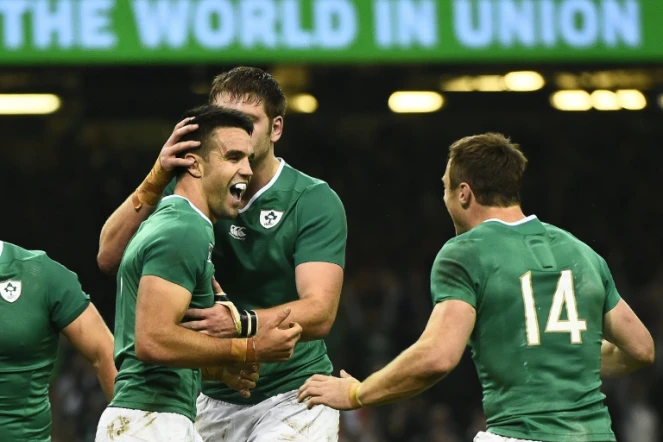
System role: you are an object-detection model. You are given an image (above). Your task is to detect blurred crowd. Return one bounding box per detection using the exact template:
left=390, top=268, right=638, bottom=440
left=2, top=106, right=661, bottom=442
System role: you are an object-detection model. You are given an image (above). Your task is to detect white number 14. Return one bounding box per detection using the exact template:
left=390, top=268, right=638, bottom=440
left=520, top=270, right=587, bottom=346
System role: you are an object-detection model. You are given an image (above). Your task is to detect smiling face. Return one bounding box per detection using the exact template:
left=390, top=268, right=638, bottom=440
left=202, top=126, right=254, bottom=220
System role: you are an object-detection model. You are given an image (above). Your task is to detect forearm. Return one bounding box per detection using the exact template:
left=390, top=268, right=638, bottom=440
left=601, top=340, right=648, bottom=378
left=92, top=351, right=117, bottom=401
left=256, top=298, right=332, bottom=341
left=98, top=196, right=155, bottom=274
left=358, top=339, right=448, bottom=407
left=137, top=323, right=252, bottom=367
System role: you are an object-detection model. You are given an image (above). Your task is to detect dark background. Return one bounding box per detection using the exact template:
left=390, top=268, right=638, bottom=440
left=1, top=64, right=661, bottom=442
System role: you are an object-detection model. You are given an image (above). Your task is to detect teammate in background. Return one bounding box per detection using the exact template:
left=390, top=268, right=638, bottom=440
left=95, top=105, right=302, bottom=442
left=97, top=67, right=347, bottom=441
left=0, top=240, right=115, bottom=442
left=297, top=133, right=655, bottom=442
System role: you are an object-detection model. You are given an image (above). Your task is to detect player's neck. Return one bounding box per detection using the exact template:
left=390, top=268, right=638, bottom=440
left=173, top=180, right=216, bottom=224
left=470, top=205, right=526, bottom=229
left=242, top=155, right=281, bottom=205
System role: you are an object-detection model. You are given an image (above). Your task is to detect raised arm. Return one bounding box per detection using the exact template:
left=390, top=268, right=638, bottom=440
left=97, top=118, right=200, bottom=274
left=62, top=304, right=116, bottom=400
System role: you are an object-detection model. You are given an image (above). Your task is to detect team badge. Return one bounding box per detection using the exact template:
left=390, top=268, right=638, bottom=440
left=260, top=210, right=283, bottom=229
left=0, top=280, right=22, bottom=303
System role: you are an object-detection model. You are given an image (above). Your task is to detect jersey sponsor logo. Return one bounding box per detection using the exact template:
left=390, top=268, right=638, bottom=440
left=207, top=243, right=214, bottom=262
left=0, top=280, right=22, bottom=303
left=230, top=225, right=247, bottom=240
left=260, top=210, right=283, bottom=229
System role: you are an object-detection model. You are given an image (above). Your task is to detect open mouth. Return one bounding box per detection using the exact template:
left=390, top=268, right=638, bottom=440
left=230, top=183, right=247, bottom=201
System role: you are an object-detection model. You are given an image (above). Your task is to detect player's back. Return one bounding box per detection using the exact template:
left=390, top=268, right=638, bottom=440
left=455, top=216, right=617, bottom=442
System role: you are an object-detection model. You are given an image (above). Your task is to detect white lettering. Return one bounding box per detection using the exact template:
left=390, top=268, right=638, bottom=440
left=282, top=0, right=313, bottom=48
left=559, top=0, right=598, bottom=48
left=396, top=0, right=437, bottom=48
left=193, top=0, right=234, bottom=49
left=453, top=0, right=493, bottom=48
left=315, top=0, right=356, bottom=48
left=34, top=0, right=74, bottom=49
left=498, top=0, right=535, bottom=47
left=0, top=0, right=29, bottom=49
left=539, top=0, right=556, bottom=46
left=239, top=0, right=277, bottom=48
left=603, top=0, right=640, bottom=47
left=132, top=0, right=190, bottom=49
left=79, top=0, right=117, bottom=49
left=373, top=0, right=392, bottom=47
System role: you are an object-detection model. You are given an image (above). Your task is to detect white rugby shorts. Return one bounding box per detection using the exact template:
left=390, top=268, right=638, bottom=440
left=95, top=407, right=203, bottom=442
left=196, top=390, right=339, bottom=442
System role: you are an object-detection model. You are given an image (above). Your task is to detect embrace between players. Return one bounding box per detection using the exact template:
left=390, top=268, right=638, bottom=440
left=0, top=67, right=653, bottom=442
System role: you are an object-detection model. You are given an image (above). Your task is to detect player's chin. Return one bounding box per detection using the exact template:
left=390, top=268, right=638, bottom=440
left=222, top=207, right=240, bottom=220
left=214, top=202, right=240, bottom=220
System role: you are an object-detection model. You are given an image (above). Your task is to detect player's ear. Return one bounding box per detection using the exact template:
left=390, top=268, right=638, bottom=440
left=270, top=116, right=283, bottom=143
left=459, top=182, right=472, bottom=208
left=184, top=153, right=203, bottom=178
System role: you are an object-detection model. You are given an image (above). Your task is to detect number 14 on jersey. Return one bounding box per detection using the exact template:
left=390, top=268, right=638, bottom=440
left=520, top=270, right=588, bottom=346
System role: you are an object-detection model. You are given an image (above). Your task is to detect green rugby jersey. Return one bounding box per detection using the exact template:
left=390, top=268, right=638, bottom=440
left=0, top=241, right=90, bottom=442
left=431, top=216, right=619, bottom=442
left=110, top=195, right=215, bottom=421
left=164, top=159, right=347, bottom=404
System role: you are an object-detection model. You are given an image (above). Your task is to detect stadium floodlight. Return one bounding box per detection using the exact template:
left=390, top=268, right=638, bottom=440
left=440, top=75, right=505, bottom=92
left=0, top=94, right=61, bottom=115
left=288, top=94, right=318, bottom=113
left=388, top=91, right=444, bottom=113
left=504, top=71, right=545, bottom=92
left=550, top=90, right=592, bottom=111
left=473, top=75, right=506, bottom=92
left=440, top=76, right=474, bottom=92
left=591, top=90, right=620, bottom=111
left=616, top=90, right=647, bottom=110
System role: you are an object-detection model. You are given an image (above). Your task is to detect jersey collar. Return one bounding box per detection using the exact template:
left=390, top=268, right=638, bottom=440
left=239, top=158, right=285, bottom=214
left=161, top=195, right=213, bottom=226
left=483, top=214, right=538, bottom=226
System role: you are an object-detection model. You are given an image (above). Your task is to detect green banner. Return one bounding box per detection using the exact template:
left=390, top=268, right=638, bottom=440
left=0, top=0, right=661, bottom=64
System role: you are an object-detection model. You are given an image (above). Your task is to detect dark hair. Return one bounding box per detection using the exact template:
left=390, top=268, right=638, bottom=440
left=448, top=132, right=528, bottom=207
left=209, top=67, right=286, bottom=121
left=176, top=105, right=253, bottom=176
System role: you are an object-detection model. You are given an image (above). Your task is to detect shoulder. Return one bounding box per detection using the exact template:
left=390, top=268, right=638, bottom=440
left=29, top=250, right=81, bottom=289
left=281, top=163, right=338, bottom=196
left=150, top=197, right=211, bottom=235
left=1, top=242, right=62, bottom=275
left=435, top=236, right=482, bottom=266
left=0, top=241, right=47, bottom=263
left=543, top=222, right=602, bottom=258
left=136, top=204, right=212, bottom=258
left=542, top=222, right=612, bottom=278
left=278, top=163, right=344, bottom=210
